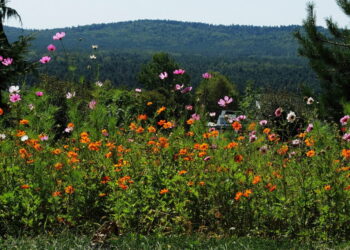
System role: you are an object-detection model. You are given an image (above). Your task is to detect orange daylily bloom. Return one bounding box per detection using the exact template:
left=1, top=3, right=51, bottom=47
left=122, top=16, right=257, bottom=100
left=157, top=106, right=166, bottom=114
left=138, top=114, right=148, bottom=120
left=65, top=185, right=75, bottom=194
left=252, top=176, right=261, bottom=185
left=19, top=119, right=29, bottom=125
left=232, top=121, right=242, bottom=131
left=148, top=126, right=156, bottom=133
left=306, top=150, right=316, bottom=157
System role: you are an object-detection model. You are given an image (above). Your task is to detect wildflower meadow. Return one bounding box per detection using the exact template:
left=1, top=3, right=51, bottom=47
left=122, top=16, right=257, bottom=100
left=1, top=31, right=350, bottom=245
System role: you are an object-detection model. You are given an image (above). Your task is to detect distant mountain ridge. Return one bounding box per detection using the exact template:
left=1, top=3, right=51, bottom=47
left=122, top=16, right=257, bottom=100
left=3, top=20, right=320, bottom=90
left=4, top=20, right=311, bottom=57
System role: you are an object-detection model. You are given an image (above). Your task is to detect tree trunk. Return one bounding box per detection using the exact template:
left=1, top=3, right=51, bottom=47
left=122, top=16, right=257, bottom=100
left=0, top=20, right=10, bottom=48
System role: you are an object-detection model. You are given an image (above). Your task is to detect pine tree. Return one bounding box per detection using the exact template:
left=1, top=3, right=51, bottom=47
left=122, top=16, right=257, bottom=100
left=294, top=0, right=350, bottom=119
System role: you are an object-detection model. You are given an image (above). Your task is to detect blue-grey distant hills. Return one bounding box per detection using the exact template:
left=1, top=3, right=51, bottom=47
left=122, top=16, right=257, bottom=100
left=4, top=20, right=319, bottom=90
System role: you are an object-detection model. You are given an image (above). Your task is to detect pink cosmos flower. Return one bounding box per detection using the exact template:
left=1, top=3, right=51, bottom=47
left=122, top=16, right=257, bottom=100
left=306, top=123, right=313, bottom=133
left=202, top=72, right=212, bottom=79
left=203, top=156, right=211, bottom=161
left=2, top=58, right=13, bottom=66
left=40, top=135, right=49, bottom=141
left=259, top=120, right=268, bottom=126
left=9, top=93, right=21, bottom=103
left=159, top=72, right=168, bottom=80
left=181, top=86, right=192, bottom=94
left=53, top=32, right=66, bottom=40
left=275, top=107, right=283, bottom=117
left=36, top=91, right=44, bottom=97
left=0, top=56, right=3, bottom=61
left=64, top=127, right=73, bottom=133
left=340, top=115, right=350, bottom=126
left=218, top=96, right=233, bottom=107
left=191, top=113, right=200, bottom=121
left=249, top=134, right=257, bottom=143
left=39, top=56, right=51, bottom=64
left=89, top=100, right=97, bottom=109
left=175, top=84, right=184, bottom=91
left=135, top=88, right=142, bottom=93
left=173, top=69, right=185, bottom=75
left=185, top=105, right=193, bottom=110
left=343, top=133, right=350, bottom=142
left=237, top=115, right=247, bottom=121
left=47, top=44, right=56, bottom=51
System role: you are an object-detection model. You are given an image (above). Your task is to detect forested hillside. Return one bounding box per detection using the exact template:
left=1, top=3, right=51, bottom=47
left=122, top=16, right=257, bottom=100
left=5, top=20, right=319, bottom=90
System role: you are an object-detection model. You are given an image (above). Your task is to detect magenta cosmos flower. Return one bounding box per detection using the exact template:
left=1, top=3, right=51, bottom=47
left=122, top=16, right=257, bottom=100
left=2, top=58, right=13, bottom=66
left=181, top=86, right=192, bottom=94
left=10, top=93, right=21, bottom=103
left=275, top=107, right=283, bottom=117
left=218, top=96, right=233, bottom=107
left=36, top=91, right=44, bottom=97
left=53, top=32, right=66, bottom=40
left=259, top=120, right=268, bottom=126
left=340, top=115, right=350, bottom=126
left=173, top=69, right=185, bottom=75
left=47, top=44, right=56, bottom=51
left=40, top=56, right=51, bottom=64
left=306, top=123, right=313, bottom=133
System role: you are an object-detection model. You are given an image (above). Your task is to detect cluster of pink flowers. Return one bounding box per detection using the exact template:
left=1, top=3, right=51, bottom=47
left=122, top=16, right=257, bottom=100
left=8, top=85, right=21, bottom=103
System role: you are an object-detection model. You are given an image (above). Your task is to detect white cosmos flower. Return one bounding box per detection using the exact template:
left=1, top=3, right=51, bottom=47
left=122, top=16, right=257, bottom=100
left=307, top=97, right=314, bottom=105
left=0, top=133, right=6, bottom=139
left=95, top=81, right=103, bottom=87
left=9, top=85, right=20, bottom=94
left=21, top=135, right=29, bottom=141
left=90, top=54, right=97, bottom=60
left=66, top=92, right=76, bottom=99
left=287, top=111, right=296, bottom=123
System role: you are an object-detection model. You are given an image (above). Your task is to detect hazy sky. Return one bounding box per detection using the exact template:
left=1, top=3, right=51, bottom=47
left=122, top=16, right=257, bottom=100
left=4, top=0, right=350, bottom=29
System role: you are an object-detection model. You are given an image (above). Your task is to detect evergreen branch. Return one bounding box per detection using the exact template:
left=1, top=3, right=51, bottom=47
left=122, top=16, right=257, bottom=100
left=318, top=38, right=350, bottom=48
